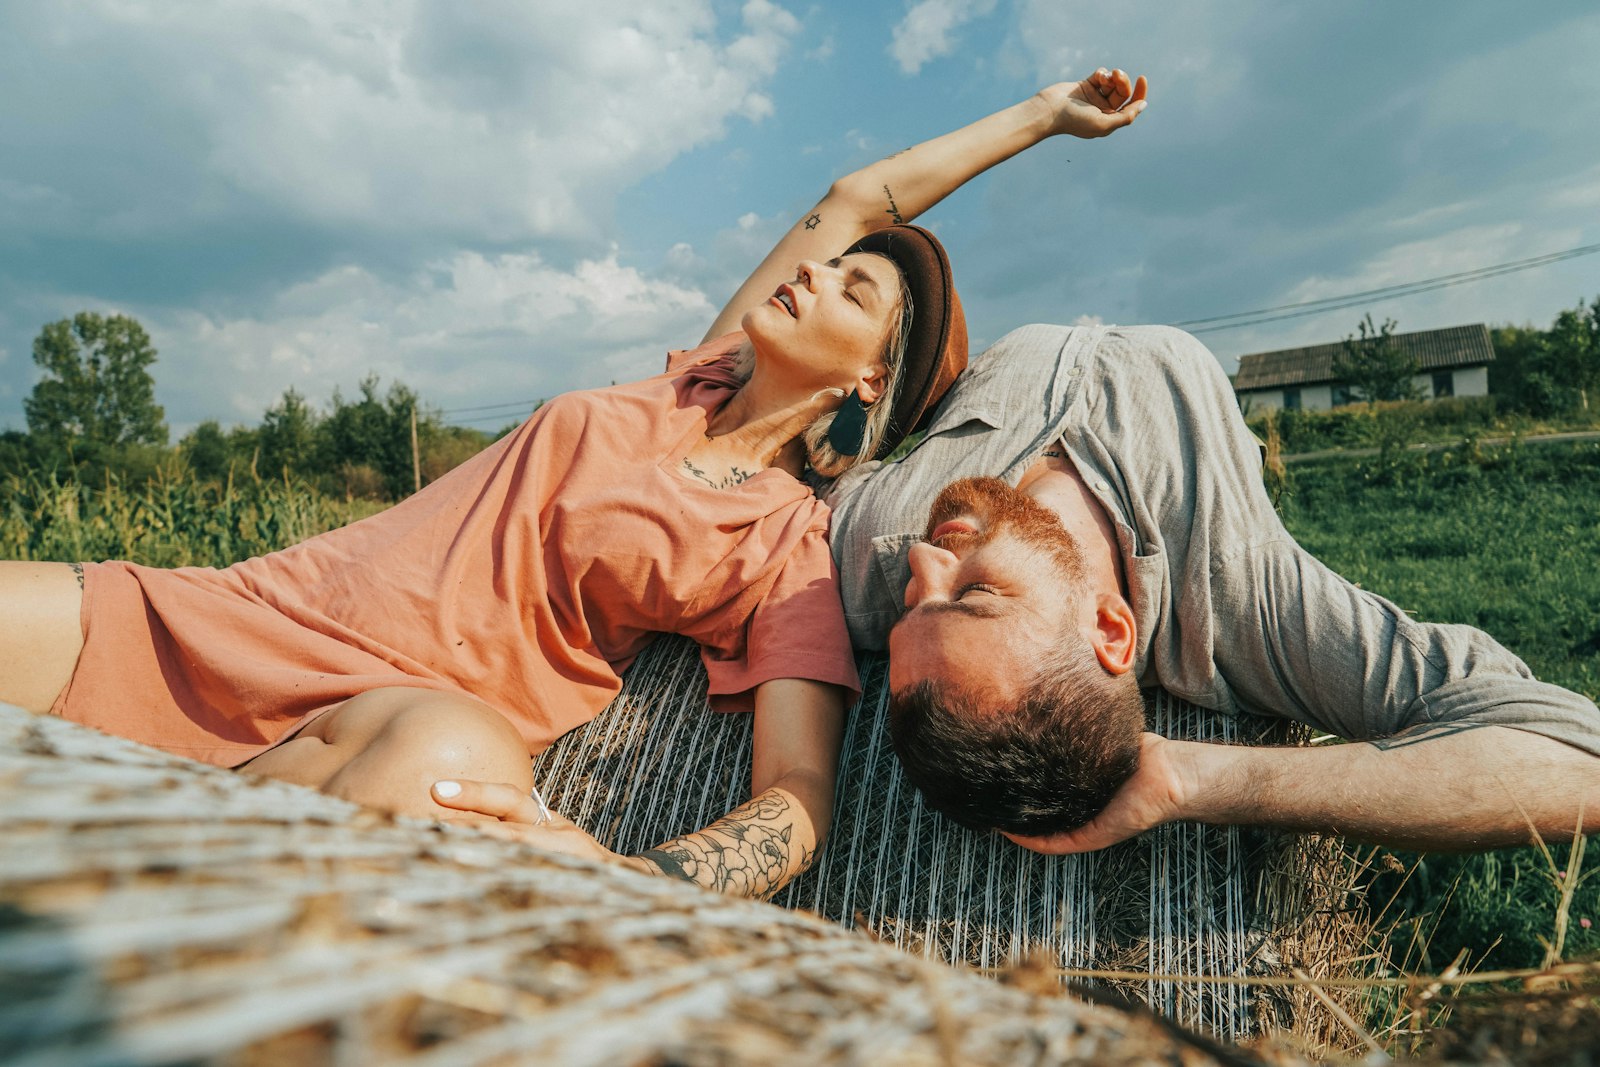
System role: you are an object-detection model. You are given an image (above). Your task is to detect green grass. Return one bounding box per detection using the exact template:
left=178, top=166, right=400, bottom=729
left=1279, top=439, right=1600, bottom=972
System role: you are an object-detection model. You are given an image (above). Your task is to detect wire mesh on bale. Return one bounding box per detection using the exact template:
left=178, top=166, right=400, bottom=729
left=1, top=703, right=1305, bottom=1067
left=533, top=635, right=1372, bottom=1046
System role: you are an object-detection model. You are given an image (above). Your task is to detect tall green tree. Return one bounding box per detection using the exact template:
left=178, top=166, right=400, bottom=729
left=1334, top=313, right=1422, bottom=404
left=25, top=312, right=169, bottom=454
left=1490, top=297, right=1600, bottom=417
left=180, top=419, right=232, bottom=481
left=1547, top=297, right=1600, bottom=412
left=257, top=388, right=321, bottom=478
left=323, top=375, right=438, bottom=498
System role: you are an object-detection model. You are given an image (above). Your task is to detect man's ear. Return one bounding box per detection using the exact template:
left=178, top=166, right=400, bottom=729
left=855, top=362, right=889, bottom=405
left=1091, top=594, right=1137, bottom=675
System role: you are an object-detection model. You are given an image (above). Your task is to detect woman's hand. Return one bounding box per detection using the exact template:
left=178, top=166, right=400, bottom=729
left=1037, top=68, right=1149, bottom=139
left=430, top=778, right=654, bottom=874
left=1000, top=733, right=1186, bottom=854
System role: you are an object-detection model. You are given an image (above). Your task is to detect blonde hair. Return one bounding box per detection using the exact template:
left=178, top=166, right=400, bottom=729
left=804, top=263, right=915, bottom=477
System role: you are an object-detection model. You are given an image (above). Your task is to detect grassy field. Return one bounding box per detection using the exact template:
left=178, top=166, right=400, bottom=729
left=1279, top=438, right=1600, bottom=978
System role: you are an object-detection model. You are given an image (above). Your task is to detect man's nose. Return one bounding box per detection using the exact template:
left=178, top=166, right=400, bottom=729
left=904, top=541, right=959, bottom=608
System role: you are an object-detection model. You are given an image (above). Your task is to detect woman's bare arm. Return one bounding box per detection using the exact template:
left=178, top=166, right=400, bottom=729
left=430, top=678, right=845, bottom=899
left=701, top=68, right=1149, bottom=342
left=634, top=677, right=844, bottom=896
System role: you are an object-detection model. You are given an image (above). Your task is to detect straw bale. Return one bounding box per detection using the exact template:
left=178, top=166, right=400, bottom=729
left=1, top=703, right=1302, bottom=1066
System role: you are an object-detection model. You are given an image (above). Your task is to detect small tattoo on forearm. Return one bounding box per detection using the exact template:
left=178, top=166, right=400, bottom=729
left=882, top=184, right=904, bottom=225
left=884, top=147, right=910, bottom=161
left=681, top=458, right=755, bottom=489
left=69, top=562, right=84, bottom=589
left=804, top=212, right=821, bottom=230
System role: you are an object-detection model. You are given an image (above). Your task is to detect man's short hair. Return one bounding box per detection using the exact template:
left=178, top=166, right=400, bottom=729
left=887, top=637, right=1147, bottom=836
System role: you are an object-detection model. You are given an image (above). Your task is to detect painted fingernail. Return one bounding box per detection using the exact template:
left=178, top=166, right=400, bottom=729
left=433, top=780, right=462, bottom=798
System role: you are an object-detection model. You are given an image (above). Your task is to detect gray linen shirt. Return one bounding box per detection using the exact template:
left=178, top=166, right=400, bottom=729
left=827, top=324, right=1600, bottom=753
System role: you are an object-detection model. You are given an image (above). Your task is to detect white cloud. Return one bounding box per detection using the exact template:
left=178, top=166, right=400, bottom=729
left=1545, top=164, right=1600, bottom=212
left=149, top=251, right=716, bottom=427
left=1202, top=221, right=1592, bottom=369
left=889, top=0, right=996, bottom=75
left=1, top=0, right=800, bottom=243
left=1282, top=224, right=1532, bottom=304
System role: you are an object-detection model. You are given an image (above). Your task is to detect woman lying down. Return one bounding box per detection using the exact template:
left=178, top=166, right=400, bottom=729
left=0, top=68, right=1147, bottom=898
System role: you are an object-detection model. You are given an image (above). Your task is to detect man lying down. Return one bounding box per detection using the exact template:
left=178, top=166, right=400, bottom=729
left=826, top=323, right=1600, bottom=854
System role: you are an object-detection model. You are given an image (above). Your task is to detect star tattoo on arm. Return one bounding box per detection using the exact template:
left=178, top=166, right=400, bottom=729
left=804, top=212, right=821, bottom=230
left=637, top=792, right=817, bottom=900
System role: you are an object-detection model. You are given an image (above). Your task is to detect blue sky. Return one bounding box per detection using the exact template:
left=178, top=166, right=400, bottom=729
left=2, top=1, right=1597, bottom=435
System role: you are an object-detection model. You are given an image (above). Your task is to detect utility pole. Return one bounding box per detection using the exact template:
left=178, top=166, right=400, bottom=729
left=410, top=404, right=421, bottom=494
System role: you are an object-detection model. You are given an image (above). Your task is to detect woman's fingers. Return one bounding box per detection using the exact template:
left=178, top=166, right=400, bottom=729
left=432, top=778, right=546, bottom=823
left=1111, top=68, right=1133, bottom=103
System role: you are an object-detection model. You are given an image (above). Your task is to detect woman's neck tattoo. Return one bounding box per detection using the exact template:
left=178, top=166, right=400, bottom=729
left=681, top=457, right=756, bottom=490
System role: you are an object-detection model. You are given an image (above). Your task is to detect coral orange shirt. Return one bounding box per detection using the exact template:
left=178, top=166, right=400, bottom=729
left=58, top=332, right=860, bottom=766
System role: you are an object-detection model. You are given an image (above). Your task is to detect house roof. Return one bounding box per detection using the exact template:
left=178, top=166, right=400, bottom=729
left=1233, top=323, right=1494, bottom=392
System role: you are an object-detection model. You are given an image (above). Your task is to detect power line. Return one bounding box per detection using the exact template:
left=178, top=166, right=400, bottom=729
left=1172, top=241, right=1600, bottom=335
left=439, top=398, right=542, bottom=416
left=450, top=412, right=532, bottom=427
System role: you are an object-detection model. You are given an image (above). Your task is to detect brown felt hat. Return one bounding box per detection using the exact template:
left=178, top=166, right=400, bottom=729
left=845, top=224, right=968, bottom=460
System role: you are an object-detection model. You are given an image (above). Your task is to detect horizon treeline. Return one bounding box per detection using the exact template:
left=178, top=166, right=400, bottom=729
left=1, top=312, right=514, bottom=500
left=3, top=296, right=1596, bottom=502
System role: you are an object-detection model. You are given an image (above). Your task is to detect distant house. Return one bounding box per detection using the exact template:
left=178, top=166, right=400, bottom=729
left=1232, top=323, right=1495, bottom=412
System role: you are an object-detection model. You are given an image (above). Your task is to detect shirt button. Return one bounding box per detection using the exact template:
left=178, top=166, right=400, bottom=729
left=1094, top=479, right=1109, bottom=493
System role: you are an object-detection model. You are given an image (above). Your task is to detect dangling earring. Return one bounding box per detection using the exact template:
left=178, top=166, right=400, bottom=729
left=828, top=390, right=869, bottom=456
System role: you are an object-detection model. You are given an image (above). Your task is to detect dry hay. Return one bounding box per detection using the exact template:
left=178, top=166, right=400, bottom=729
left=1411, top=968, right=1600, bottom=1065
left=0, top=703, right=1303, bottom=1067
left=533, top=636, right=1376, bottom=1050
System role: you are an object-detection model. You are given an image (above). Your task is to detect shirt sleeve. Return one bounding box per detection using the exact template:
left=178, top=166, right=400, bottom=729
left=666, top=331, right=746, bottom=375
left=696, top=528, right=862, bottom=713
left=1217, top=537, right=1600, bottom=755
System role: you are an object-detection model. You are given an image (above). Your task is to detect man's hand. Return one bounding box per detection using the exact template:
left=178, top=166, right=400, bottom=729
left=1037, top=68, right=1149, bottom=139
left=1002, top=733, right=1187, bottom=854
left=430, top=778, right=654, bottom=874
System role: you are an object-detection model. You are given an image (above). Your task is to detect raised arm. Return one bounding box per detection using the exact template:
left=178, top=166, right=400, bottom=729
left=701, top=68, right=1149, bottom=342
left=430, top=678, right=844, bottom=899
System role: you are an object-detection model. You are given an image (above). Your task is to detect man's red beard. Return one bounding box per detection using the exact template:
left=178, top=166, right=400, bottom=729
left=924, top=476, right=1086, bottom=583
